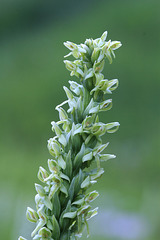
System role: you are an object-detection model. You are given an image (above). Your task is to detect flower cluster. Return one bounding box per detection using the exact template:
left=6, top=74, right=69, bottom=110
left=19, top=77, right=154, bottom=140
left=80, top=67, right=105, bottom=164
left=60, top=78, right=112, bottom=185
left=18, top=31, right=122, bottom=240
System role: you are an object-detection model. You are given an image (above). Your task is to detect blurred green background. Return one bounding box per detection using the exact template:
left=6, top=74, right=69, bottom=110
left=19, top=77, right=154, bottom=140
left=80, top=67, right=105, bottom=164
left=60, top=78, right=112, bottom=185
left=0, top=0, right=160, bottom=239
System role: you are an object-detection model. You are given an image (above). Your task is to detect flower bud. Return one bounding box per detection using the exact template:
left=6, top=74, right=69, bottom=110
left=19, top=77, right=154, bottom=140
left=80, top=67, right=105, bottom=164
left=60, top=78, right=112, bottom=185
left=38, top=227, right=52, bottom=238
left=38, top=167, right=49, bottom=183
left=64, top=41, right=77, bottom=51
left=51, top=121, right=62, bottom=136
left=82, top=114, right=95, bottom=128
left=91, top=48, right=100, bottom=63
left=110, top=41, right=122, bottom=50
left=26, top=207, right=39, bottom=223
left=85, top=191, right=99, bottom=203
left=48, top=159, right=58, bottom=173
left=99, top=99, right=112, bottom=112
left=77, top=204, right=91, bottom=216
left=93, top=60, right=105, bottom=73
left=47, top=138, right=62, bottom=157
left=69, top=80, right=83, bottom=96
left=91, top=123, right=106, bottom=136
left=64, top=60, right=75, bottom=71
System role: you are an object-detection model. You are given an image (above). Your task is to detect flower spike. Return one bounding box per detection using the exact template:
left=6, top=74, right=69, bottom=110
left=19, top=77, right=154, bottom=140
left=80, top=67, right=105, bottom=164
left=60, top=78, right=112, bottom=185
left=19, top=31, right=122, bottom=240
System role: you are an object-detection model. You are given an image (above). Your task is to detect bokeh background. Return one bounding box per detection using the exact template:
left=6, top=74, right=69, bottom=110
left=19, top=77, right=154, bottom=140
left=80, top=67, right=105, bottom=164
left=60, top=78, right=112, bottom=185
left=1, top=0, right=160, bottom=239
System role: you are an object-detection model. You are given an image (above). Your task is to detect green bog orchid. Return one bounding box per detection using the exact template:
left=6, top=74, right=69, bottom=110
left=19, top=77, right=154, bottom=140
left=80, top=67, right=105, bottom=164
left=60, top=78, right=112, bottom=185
left=18, top=31, right=122, bottom=240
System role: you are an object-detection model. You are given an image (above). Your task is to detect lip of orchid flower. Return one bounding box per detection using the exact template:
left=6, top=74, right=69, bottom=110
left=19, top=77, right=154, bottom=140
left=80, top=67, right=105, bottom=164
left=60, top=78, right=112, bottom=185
left=19, top=31, right=122, bottom=240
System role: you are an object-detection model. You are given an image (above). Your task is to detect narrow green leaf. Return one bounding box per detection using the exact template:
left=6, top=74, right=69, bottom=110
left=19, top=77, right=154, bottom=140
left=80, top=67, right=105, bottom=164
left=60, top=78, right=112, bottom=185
left=31, top=220, right=46, bottom=237
left=81, top=176, right=90, bottom=188
left=52, top=192, right=61, bottom=219
left=58, top=155, right=66, bottom=170
left=72, top=198, right=85, bottom=206
left=51, top=215, right=60, bottom=240
left=82, top=152, right=93, bottom=162
left=64, top=150, right=72, bottom=179
left=60, top=184, right=68, bottom=197
left=43, top=196, right=53, bottom=210
left=60, top=172, right=70, bottom=182
left=63, top=211, right=77, bottom=219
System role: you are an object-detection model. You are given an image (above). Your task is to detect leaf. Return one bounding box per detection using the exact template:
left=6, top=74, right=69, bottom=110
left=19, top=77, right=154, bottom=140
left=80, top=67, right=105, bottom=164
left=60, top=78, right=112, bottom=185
left=51, top=215, right=60, bottom=240
left=60, top=184, right=68, bottom=197
left=64, top=150, right=72, bottom=179
left=72, top=198, right=85, bottom=206
left=52, top=192, right=61, bottom=219
left=31, top=220, right=46, bottom=237
left=74, top=169, right=84, bottom=196
left=58, top=134, right=67, bottom=147
left=82, top=152, right=93, bottom=162
left=81, top=176, right=90, bottom=188
left=63, top=211, right=77, bottom=219
left=74, top=143, right=85, bottom=169
left=89, top=105, right=99, bottom=114
left=73, top=124, right=83, bottom=135
left=85, top=69, right=94, bottom=80
left=68, top=177, right=76, bottom=201
left=43, top=196, right=53, bottom=210
left=60, top=172, right=70, bottom=182
left=58, top=155, right=66, bottom=170
left=49, top=183, right=59, bottom=199
left=59, top=200, right=71, bottom=230
left=90, top=168, right=104, bottom=180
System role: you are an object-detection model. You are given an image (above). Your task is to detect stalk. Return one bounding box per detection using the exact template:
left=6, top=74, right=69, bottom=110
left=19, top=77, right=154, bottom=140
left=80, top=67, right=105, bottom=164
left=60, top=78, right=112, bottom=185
left=18, top=31, right=122, bottom=240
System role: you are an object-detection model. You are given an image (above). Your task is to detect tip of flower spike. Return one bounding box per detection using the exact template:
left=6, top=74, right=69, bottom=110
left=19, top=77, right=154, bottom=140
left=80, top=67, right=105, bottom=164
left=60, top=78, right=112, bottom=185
left=101, top=31, right=108, bottom=41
